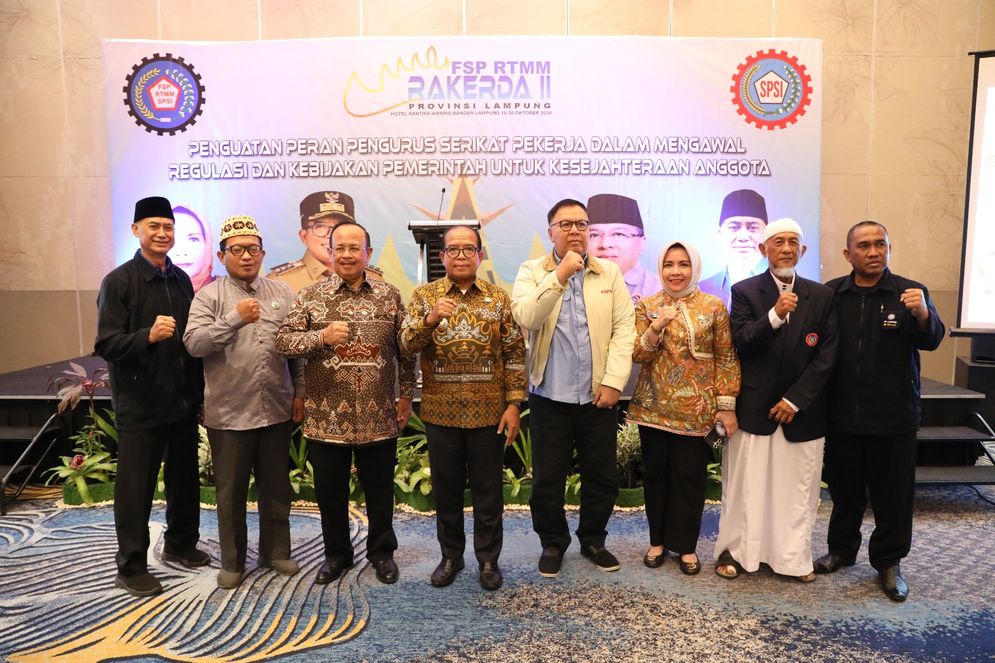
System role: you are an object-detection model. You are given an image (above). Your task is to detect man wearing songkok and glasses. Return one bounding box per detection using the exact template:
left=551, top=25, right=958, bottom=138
left=184, top=215, right=305, bottom=589
left=713, top=218, right=838, bottom=584
left=586, top=193, right=662, bottom=305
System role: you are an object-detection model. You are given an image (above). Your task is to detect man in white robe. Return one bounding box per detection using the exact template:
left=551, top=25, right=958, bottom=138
left=713, top=219, right=838, bottom=581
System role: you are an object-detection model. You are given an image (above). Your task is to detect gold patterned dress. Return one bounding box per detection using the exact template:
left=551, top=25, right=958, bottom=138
left=627, top=289, right=740, bottom=435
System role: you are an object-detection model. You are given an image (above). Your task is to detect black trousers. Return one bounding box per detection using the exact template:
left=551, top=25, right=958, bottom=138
left=308, top=439, right=398, bottom=564
left=528, top=394, right=619, bottom=552
left=114, top=418, right=201, bottom=576
left=638, top=426, right=712, bottom=554
left=207, top=420, right=294, bottom=573
left=425, top=423, right=504, bottom=564
left=824, top=431, right=917, bottom=570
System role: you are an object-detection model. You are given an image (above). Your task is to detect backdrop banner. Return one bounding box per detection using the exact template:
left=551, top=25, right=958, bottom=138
left=102, top=36, right=822, bottom=302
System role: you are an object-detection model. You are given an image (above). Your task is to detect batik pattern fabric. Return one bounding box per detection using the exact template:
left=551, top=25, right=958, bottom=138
left=401, top=276, right=527, bottom=428
left=275, top=274, right=415, bottom=445
left=627, top=289, right=740, bottom=435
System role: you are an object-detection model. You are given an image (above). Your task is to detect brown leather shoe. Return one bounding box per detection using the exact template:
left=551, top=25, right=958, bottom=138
left=372, top=558, right=399, bottom=584
left=479, top=561, right=503, bottom=590
left=430, top=557, right=464, bottom=587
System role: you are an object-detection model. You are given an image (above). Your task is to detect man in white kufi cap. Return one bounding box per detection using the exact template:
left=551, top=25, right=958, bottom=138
left=713, top=218, right=840, bottom=583
left=184, top=215, right=305, bottom=589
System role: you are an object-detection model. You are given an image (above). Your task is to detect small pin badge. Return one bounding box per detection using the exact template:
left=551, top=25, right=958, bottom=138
left=272, top=301, right=281, bottom=310
left=887, top=313, right=895, bottom=320
left=805, top=332, right=819, bottom=347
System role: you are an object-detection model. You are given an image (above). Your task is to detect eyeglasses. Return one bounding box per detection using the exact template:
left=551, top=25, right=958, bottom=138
left=588, top=231, right=643, bottom=241
left=550, top=220, right=589, bottom=231
left=308, top=222, right=335, bottom=238
left=223, top=245, right=262, bottom=257
left=332, top=244, right=365, bottom=256
left=443, top=246, right=480, bottom=258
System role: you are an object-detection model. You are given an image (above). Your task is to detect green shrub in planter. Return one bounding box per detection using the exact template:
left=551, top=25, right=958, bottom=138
left=62, top=480, right=115, bottom=505
left=616, top=487, right=645, bottom=508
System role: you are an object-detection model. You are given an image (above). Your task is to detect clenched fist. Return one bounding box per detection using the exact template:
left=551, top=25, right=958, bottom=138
left=773, top=291, right=798, bottom=320
left=321, top=321, right=350, bottom=346
left=899, top=288, right=929, bottom=321
left=236, top=297, right=261, bottom=324
left=426, top=297, right=456, bottom=327
left=148, top=315, right=176, bottom=344
left=555, top=250, right=585, bottom=286
left=651, top=305, right=679, bottom=333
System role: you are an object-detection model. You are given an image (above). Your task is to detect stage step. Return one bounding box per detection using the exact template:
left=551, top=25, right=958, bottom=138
left=0, top=426, right=41, bottom=442
left=916, top=426, right=995, bottom=443
left=916, top=465, right=995, bottom=485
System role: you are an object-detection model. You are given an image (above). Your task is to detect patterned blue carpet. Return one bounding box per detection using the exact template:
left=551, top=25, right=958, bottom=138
left=0, top=486, right=993, bottom=662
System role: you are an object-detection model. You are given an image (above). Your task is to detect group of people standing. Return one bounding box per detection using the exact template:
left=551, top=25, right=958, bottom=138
left=96, top=191, right=942, bottom=605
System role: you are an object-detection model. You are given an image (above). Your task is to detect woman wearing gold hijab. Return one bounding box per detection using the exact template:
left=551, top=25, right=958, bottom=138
left=627, top=241, right=741, bottom=575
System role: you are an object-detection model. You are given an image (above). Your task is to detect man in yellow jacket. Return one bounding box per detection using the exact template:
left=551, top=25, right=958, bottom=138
left=511, top=198, right=636, bottom=578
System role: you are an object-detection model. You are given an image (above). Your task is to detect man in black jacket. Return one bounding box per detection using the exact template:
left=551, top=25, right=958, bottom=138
left=95, top=196, right=208, bottom=597
left=815, top=221, right=945, bottom=602
left=714, top=218, right=838, bottom=582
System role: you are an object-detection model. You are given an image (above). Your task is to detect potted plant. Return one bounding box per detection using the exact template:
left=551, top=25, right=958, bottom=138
left=46, top=362, right=118, bottom=504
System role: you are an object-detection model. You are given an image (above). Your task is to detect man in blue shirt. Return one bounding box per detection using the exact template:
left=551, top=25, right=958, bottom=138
left=512, top=199, right=635, bottom=577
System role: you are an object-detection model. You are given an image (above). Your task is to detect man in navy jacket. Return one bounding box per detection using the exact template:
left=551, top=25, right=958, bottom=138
left=96, top=196, right=208, bottom=597
left=815, top=221, right=945, bottom=602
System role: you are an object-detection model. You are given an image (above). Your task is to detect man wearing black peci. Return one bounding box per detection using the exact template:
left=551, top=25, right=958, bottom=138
left=95, top=195, right=208, bottom=597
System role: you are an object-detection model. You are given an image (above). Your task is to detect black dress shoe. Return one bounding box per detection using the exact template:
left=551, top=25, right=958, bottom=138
left=479, top=561, right=503, bottom=590
left=114, top=572, right=162, bottom=597
left=643, top=550, right=665, bottom=569
left=879, top=564, right=908, bottom=602
left=538, top=546, right=563, bottom=578
left=430, top=557, right=465, bottom=587
left=315, top=559, right=354, bottom=585
left=580, top=544, right=620, bottom=572
left=814, top=553, right=856, bottom=574
left=372, top=558, right=399, bottom=584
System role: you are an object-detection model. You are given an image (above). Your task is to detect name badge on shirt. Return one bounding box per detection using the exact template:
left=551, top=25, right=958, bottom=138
left=881, top=308, right=902, bottom=330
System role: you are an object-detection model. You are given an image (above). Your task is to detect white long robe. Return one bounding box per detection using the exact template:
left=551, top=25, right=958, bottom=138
left=713, top=426, right=824, bottom=577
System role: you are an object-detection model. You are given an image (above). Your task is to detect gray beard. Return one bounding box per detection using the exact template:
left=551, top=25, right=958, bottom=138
left=771, top=267, right=796, bottom=280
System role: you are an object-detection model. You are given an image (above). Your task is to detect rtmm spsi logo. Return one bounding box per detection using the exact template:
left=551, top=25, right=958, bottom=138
left=124, top=53, right=205, bottom=135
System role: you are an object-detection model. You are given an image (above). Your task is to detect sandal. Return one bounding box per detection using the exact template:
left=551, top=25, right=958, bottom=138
left=714, top=551, right=743, bottom=580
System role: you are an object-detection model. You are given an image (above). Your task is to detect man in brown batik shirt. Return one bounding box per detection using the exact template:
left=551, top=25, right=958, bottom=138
left=276, top=221, right=415, bottom=586
left=401, top=225, right=527, bottom=591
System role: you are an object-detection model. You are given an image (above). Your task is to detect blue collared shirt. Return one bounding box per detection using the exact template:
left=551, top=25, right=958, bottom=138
left=533, top=252, right=594, bottom=404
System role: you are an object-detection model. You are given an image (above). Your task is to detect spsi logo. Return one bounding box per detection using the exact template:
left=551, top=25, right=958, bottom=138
left=731, top=50, right=812, bottom=130
left=124, top=53, right=206, bottom=135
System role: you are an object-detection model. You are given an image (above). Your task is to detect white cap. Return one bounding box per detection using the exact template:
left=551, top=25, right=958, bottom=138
left=762, top=217, right=804, bottom=243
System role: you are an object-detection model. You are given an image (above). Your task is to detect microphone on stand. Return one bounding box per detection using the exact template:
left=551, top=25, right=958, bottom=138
left=436, top=187, right=447, bottom=220
left=436, top=186, right=449, bottom=328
